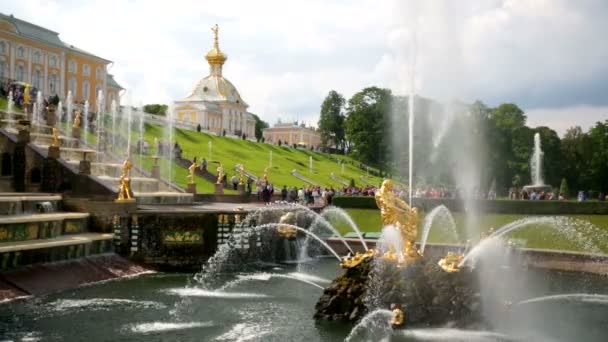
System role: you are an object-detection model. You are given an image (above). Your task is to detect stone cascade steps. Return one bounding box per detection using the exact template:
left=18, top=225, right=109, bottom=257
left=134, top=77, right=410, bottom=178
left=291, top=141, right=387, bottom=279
left=0, top=193, right=112, bottom=272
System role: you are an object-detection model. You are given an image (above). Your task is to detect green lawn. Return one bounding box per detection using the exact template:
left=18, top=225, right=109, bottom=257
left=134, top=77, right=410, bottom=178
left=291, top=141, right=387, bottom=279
left=138, top=123, right=384, bottom=192
left=331, top=208, right=608, bottom=253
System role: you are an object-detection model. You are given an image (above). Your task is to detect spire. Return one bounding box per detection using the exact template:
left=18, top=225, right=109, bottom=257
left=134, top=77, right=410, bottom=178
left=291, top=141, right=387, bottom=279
left=205, top=23, right=227, bottom=74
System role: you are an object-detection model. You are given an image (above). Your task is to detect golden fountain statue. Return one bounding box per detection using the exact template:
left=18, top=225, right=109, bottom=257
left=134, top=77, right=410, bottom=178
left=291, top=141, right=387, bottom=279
left=263, top=167, right=269, bottom=182
left=390, top=305, right=405, bottom=327
left=437, top=251, right=464, bottom=273
left=375, top=179, right=420, bottom=265
left=116, top=158, right=135, bottom=202
left=73, top=111, right=81, bottom=128
left=276, top=212, right=298, bottom=239
left=187, top=161, right=196, bottom=184
left=216, top=163, right=225, bottom=184
left=51, top=127, right=60, bottom=147
left=238, top=164, right=245, bottom=185
left=340, top=249, right=375, bottom=268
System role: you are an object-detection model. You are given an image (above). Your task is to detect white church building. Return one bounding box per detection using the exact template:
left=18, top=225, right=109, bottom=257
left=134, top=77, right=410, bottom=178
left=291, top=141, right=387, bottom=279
left=173, top=25, right=256, bottom=138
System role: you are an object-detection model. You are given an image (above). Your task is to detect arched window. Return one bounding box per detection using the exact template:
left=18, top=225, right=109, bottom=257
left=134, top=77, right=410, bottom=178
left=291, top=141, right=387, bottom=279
left=82, top=80, right=90, bottom=100
left=83, top=64, right=90, bottom=77
left=69, top=77, right=77, bottom=97
left=17, top=46, right=25, bottom=58
left=33, top=69, right=42, bottom=89
left=68, top=60, right=76, bottom=73
left=0, top=41, right=6, bottom=54
left=49, top=73, right=57, bottom=94
left=16, top=65, right=25, bottom=81
left=33, top=51, right=41, bottom=64
left=49, top=55, right=57, bottom=67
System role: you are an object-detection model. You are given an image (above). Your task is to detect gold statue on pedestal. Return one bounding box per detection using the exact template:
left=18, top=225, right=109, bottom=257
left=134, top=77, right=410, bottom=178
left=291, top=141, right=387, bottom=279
left=73, top=111, right=81, bottom=128
left=116, top=158, right=135, bottom=202
left=187, top=161, right=196, bottom=184
left=216, top=163, right=225, bottom=184
left=52, top=128, right=60, bottom=147
left=375, top=179, right=420, bottom=265
left=238, top=164, right=245, bottom=185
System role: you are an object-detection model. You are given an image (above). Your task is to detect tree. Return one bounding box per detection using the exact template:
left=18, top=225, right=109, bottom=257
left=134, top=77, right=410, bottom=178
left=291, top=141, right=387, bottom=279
left=318, top=90, right=346, bottom=152
left=196, top=124, right=201, bottom=132
left=587, top=120, right=608, bottom=193
left=345, top=87, right=392, bottom=169
left=559, top=178, right=569, bottom=198
left=250, top=113, right=269, bottom=142
left=278, top=139, right=282, bottom=146
left=143, top=104, right=168, bottom=115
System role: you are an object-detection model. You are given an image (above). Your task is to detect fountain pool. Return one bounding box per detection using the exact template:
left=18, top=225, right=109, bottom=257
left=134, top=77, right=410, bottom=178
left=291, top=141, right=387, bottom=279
left=1, top=258, right=607, bottom=341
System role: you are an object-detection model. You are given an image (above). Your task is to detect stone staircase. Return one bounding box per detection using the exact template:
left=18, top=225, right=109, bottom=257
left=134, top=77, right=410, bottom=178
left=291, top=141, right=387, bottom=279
left=0, top=193, right=113, bottom=271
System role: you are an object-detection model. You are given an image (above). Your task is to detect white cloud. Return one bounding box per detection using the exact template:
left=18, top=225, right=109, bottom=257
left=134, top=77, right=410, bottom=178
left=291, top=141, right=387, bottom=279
left=526, top=105, right=608, bottom=136
left=3, top=0, right=607, bottom=132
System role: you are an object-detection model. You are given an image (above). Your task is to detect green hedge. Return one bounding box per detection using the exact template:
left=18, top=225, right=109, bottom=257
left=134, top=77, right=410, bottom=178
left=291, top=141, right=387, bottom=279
left=332, top=196, right=608, bottom=215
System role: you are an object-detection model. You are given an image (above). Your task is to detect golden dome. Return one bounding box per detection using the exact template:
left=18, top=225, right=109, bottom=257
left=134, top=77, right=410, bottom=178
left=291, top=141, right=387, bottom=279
left=205, top=24, right=227, bottom=65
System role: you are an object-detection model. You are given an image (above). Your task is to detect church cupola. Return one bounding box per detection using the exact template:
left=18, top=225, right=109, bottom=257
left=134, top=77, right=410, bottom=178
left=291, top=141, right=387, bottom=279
left=205, top=24, right=227, bottom=76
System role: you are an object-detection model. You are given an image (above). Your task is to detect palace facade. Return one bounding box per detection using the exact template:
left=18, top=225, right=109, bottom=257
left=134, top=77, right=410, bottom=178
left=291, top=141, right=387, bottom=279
left=0, top=13, right=123, bottom=109
left=173, top=25, right=255, bottom=138
left=263, top=122, right=321, bottom=149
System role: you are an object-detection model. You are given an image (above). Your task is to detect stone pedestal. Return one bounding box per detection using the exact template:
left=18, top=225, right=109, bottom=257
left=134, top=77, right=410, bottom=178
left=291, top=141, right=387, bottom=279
left=187, top=182, right=196, bottom=194
left=17, top=120, right=31, bottom=143
left=214, top=183, right=224, bottom=194
left=151, top=165, right=161, bottom=179
left=79, top=160, right=91, bottom=175
left=47, top=145, right=60, bottom=159
left=237, top=183, right=246, bottom=195
left=72, top=126, right=81, bottom=139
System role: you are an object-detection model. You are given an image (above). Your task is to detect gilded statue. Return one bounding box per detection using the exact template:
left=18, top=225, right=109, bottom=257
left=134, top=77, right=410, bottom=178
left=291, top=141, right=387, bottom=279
left=216, top=163, right=225, bottom=184
left=23, top=86, right=31, bottom=105
left=276, top=212, right=298, bottom=239
left=52, top=127, right=60, bottom=147
left=116, top=158, right=134, bottom=202
left=375, top=179, right=420, bottom=264
left=187, top=161, right=196, bottom=184
left=390, top=305, right=405, bottom=327
left=340, top=249, right=375, bottom=269
left=73, top=111, right=81, bottom=128
left=263, top=167, right=269, bottom=182
left=437, top=251, right=464, bottom=273
left=238, top=164, right=245, bottom=185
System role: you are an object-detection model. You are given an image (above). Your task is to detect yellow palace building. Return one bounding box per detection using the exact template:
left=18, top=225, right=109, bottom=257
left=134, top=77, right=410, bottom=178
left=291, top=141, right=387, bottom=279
left=0, top=13, right=122, bottom=108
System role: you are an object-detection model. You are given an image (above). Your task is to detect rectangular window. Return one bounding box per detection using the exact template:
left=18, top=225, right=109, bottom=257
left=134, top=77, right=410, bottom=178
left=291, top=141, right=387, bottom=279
left=83, top=64, right=90, bottom=77
left=68, top=60, right=76, bottom=73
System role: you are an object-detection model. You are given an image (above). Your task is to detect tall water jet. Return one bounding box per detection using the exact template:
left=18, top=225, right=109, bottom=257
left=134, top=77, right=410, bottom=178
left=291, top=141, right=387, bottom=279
left=111, top=100, right=117, bottom=153
left=408, top=31, right=417, bottom=206
left=56, top=101, right=63, bottom=131
left=96, top=90, right=104, bottom=152
left=530, top=132, right=544, bottom=186
left=166, top=105, right=174, bottom=183
left=309, top=156, right=313, bottom=173
left=419, top=205, right=459, bottom=255
left=35, top=90, right=43, bottom=125
left=126, top=104, right=132, bottom=158
left=66, top=91, right=73, bottom=132
left=138, top=106, right=144, bottom=168
left=83, top=100, right=89, bottom=142
left=208, top=141, right=212, bottom=161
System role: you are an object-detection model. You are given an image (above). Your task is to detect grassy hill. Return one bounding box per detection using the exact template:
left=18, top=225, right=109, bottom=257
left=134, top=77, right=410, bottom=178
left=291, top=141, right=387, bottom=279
left=135, top=123, right=384, bottom=193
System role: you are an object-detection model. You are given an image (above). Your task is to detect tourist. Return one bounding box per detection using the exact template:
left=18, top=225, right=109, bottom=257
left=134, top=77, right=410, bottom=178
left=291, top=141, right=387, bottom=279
left=289, top=186, right=298, bottom=202
left=200, top=158, right=207, bottom=172
left=298, top=187, right=305, bottom=204
left=246, top=177, right=253, bottom=196
left=281, top=186, right=288, bottom=201
left=231, top=174, right=238, bottom=190
left=312, top=187, right=320, bottom=205
left=256, top=180, right=262, bottom=200
left=142, top=140, right=149, bottom=155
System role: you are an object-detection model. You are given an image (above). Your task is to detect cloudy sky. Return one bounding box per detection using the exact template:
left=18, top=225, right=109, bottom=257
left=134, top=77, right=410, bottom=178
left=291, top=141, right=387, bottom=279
left=5, top=0, right=607, bottom=135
